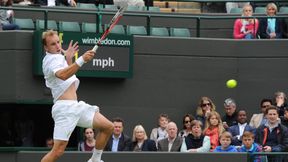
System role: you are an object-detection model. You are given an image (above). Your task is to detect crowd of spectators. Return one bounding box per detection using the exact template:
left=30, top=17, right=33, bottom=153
left=72, top=91, right=288, bottom=161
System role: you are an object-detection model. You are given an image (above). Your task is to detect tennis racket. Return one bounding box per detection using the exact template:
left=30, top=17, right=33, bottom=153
left=92, top=5, right=127, bottom=52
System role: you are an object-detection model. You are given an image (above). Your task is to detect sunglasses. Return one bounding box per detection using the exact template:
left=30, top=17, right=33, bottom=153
left=201, top=103, right=211, bottom=107
left=185, top=120, right=191, bottom=124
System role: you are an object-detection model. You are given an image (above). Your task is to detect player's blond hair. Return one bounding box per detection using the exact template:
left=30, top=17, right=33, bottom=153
left=42, top=30, right=58, bottom=46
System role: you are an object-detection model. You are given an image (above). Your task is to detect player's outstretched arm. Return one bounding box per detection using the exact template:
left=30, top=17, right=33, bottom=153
left=55, top=50, right=95, bottom=80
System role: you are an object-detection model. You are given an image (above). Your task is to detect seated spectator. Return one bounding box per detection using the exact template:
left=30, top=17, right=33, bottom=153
left=233, top=4, right=259, bottom=39
left=104, top=117, right=131, bottom=152
left=195, top=96, right=216, bottom=127
left=78, top=128, right=96, bottom=152
left=130, top=125, right=157, bottom=151
left=181, top=120, right=210, bottom=152
left=280, top=107, right=288, bottom=128
left=34, top=0, right=76, bottom=7
left=178, top=114, right=194, bottom=138
left=273, top=91, right=287, bottom=117
left=258, top=3, right=283, bottom=39
left=0, top=0, right=20, bottom=30
left=203, top=111, right=225, bottom=151
left=46, top=137, right=54, bottom=149
left=228, top=110, right=255, bottom=146
left=226, top=2, right=249, bottom=13
left=150, top=113, right=169, bottom=144
left=238, top=131, right=263, bottom=162
left=249, top=98, right=272, bottom=128
left=213, top=131, right=238, bottom=152
left=158, top=122, right=182, bottom=152
left=222, top=98, right=238, bottom=129
left=255, top=105, right=288, bottom=162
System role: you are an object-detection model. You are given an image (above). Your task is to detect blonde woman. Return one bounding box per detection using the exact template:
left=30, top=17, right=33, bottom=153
left=195, top=97, right=216, bottom=127
left=233, top=4, right=259, bottom=39
left=258, top=3, right=283, bottom=39
left=130, top=125, right=157, bottom=151
left=203, top=111, right=225, bottom=151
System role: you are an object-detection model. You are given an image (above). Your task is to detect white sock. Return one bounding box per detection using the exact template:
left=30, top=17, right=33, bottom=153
left=91, top=148, right=103, bottom=162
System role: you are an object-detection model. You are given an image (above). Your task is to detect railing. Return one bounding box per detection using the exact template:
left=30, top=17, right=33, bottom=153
left=0, top=5, right=288, bottom=37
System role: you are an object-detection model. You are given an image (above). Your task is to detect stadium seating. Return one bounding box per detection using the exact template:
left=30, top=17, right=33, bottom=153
left=230, top=8, right=242, bottom=14
left=126, top=25, right=147, bottom=35
left=150, top=27, right=169, bottom=36
left=104, top=4, right=118, bottom=10
left=254, top=7, right=266, bottom=14
left=82, top=22, right=103, bottom=33
left=280, top=7, right=288, bottom=13
left=104, top=24, right=125, bottom=34
left=13, top=18, right=35, bottom=30
left=58, top=21, right=81, bottom=32
left=35, top=20, right=58, bottom=30
left=146, top=6, right=161, bottom=12
left=170, top=28, right=190, bottom=37
left=127, top=5, right=144, bottom=11
left=77, top=3, right=97, bottom=9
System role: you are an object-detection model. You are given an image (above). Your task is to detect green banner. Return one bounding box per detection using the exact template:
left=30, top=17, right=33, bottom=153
left=33, top=30, right=134, bottom=78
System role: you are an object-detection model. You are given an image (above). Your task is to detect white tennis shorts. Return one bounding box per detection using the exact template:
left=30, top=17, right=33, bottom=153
left=52, top=100, right=99, bottom=141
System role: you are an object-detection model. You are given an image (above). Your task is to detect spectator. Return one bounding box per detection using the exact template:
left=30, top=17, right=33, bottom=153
left=0, top=0, right=20, bottom=30
left=273, top=91, right=287, bottom=117
left=46, top=137, right=54, bottom=149
left=238, top=131, right=263, bottom=162
left=181, top=120, right=210, bottom=152
left=150, top=113, right=169, bottom=144
left=255, top=105, right=288, bottom=162
left=78, top=128, right=96, bottom=152
left=203, top=111, right=225, bottom=151
left=280, top=107, right=288, bottom=128
left=258, top=3, right=283, bottom=39
left=233, top=4, right=259, bottom=39
left=226, top=2, right=249, bottom=13
left=34, top=0, right=76, bottom=7
left=13, top=0, right=33, bottom=5
left=130, top=125, right=157, bottom=151
left=178, top=114, right=194, bottom=138
left=195, top=96, right=216, bottom=127
left=222, top=98, right=238, bottom=129
left=249, top=98, right=272, bottom=128
left=228, top=110, right=255, bottom=146
left=158, top=122, right=182, bottom=152
left=213, top=131, right=238, bottom=152
left=104, top=117, right=131, bottom=152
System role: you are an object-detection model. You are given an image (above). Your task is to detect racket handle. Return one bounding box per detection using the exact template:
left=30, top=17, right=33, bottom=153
left=92, top=44, right=98, bottom=52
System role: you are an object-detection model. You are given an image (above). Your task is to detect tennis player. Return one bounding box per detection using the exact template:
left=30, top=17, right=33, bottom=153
left=41, top=30, right=113, bottom=162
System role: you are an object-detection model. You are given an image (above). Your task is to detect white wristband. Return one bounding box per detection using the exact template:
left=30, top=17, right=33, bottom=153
left=75, top=56, right=85, bottom=67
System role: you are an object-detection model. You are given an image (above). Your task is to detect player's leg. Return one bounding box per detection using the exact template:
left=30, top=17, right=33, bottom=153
left=89, top=112, right=114, bottom=162
left=41, top=140, right=68, bottom=162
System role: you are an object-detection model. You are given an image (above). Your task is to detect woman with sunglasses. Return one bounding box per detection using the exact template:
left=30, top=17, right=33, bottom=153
left=178, top=114, right=194, bottom=138
left=249, top=99, right=272, bottom=128
left=195, top=97, right=217, bottom=128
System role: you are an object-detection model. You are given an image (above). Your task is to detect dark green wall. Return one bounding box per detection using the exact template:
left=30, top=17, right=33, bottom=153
left=1, top=31, right=288, bottom=143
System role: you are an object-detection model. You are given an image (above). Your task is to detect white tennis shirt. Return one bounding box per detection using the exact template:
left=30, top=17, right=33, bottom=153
left=42, top=52, right=79, bottom=103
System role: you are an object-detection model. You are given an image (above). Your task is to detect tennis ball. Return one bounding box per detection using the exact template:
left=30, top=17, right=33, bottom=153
left=226, top=79, right=237, bottom=88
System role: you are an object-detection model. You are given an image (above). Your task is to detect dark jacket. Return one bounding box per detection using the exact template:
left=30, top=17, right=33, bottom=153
left=255, top=124, right=288, bottom=152
left=258, top=18, right=283, bottom=39
left=157, top=136, right=182, bottom=152
left=228, top=123, right=255, bottom=146
left=104, top=133, right=131, bottom=151
left=129, top=139, right=157, bottom=151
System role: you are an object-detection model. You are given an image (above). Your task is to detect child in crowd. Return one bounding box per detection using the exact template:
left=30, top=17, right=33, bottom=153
left=238, top=131, right=263, bottom=162
left=213, top=131, right=238, bottom=152
left=203, top=111, right=225, bottom=151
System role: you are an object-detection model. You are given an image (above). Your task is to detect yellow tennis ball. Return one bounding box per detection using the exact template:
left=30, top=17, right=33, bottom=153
left=226, top=79, right=237, bottom=88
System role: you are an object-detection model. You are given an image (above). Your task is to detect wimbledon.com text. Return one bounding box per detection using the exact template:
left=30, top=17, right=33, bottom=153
left=82, top=37, right=130, bottom=46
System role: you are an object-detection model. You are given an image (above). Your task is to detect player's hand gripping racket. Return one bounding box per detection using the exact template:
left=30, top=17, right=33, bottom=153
left=92, top=5, right=127, bottom=52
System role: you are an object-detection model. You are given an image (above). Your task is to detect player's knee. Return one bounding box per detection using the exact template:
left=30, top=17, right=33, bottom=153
left=107, top=121, right=114, bottom=134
